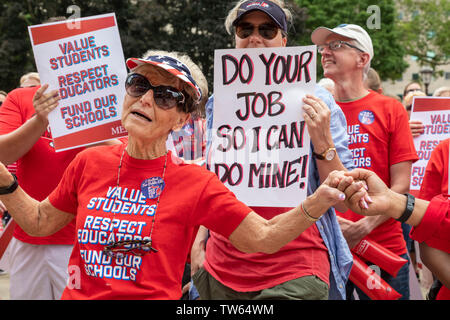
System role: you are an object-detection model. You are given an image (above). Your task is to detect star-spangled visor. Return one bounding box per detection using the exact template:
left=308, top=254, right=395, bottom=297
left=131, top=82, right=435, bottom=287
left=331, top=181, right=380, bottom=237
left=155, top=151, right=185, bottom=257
left=126, top=55, right=202, bottom=103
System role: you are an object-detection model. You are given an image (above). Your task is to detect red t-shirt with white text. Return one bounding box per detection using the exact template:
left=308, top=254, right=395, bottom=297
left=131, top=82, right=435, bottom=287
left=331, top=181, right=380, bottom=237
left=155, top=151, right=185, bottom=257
left=337, top=91, right=418, bottom=255
left=49, top=145, right=250, bottom=299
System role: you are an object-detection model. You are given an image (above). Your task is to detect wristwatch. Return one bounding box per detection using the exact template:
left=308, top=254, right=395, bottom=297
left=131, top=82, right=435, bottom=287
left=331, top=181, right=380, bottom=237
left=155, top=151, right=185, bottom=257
left=0, top=173, right=18, bottom=195
left=313, top=147, right=336, bottom=161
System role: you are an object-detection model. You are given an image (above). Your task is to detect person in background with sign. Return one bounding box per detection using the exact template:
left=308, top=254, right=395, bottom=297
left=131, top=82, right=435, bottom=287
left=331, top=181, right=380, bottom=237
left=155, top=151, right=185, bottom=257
left=311, top=23, right=419, bottom=299
left=419, top=90, right=450, bottom=198
left=0, top=81, right=84, bottom=299
left=0, top=50, right=359, bottom=299
left=403, top=81, right=423, bottom=103
left=404, top=89, right=426, bottom=136
left=418, top=137, right=449, bottom=299
left=335, top=168, right=450, bottom=300
left=403, top=82, right=425, bottom=137
left=193, top=0, right=356, bottom=300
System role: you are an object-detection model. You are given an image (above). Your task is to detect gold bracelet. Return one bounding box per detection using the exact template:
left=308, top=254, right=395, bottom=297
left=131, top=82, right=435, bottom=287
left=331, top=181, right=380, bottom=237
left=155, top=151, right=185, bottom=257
left=300, top=202, right=320, bottom=222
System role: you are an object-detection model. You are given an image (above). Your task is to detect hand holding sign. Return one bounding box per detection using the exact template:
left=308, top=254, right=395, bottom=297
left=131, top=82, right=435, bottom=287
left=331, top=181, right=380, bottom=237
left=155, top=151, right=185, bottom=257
left=302, top=94, right=333, bottom=152
left=32, top=84, right=61, bottom=125
left=410, top=96, right=450, bottom=191
left=408, top=120, right=425, bottom=138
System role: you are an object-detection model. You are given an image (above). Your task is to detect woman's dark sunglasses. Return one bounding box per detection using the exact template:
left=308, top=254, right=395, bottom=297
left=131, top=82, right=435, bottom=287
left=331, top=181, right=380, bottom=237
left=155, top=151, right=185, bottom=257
left=235, top=22, right=280, bottom=40
left=125, top=73, right=185, bottom=109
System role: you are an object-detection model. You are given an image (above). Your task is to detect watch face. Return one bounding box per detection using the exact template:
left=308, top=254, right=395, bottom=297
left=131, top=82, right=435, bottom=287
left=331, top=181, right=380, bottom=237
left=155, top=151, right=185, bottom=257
left=325, top=149, right=336, bottom=161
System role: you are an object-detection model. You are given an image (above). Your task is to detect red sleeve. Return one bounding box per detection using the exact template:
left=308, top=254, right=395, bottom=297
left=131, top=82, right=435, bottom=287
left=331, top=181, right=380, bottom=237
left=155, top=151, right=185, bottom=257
left=0, top=89, right=28, bottom=134
left=410, top=194, right=450, bottom=253
left=191, top=175, right=251, bottom=239
left=389, top=99, right=419, bottom=165
left=419, top=139, right=448, bottom=200
left=48, top=152, right=84, bottom=215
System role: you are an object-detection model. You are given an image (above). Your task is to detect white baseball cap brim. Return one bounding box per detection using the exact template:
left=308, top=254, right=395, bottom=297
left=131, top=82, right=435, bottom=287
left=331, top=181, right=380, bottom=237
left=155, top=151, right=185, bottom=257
left=311, top=24, right=373, bottom=60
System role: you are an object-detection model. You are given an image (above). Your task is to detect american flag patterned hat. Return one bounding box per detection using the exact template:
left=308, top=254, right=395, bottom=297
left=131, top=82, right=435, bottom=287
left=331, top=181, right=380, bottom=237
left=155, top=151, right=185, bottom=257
left=126, top=55, right=203, bottom=103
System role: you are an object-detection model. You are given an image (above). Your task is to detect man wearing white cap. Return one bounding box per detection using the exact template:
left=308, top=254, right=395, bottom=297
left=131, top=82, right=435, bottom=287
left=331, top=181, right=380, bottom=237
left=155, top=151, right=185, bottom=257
left=311, top=24, right=418, bottom=300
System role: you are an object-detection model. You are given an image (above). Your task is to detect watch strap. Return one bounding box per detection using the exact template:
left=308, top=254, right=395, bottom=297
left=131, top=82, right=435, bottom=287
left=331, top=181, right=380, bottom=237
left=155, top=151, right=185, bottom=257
left=396, top=193, right=415, bottom=223
left=313, top=147, right=336, bottom=160
left=312, top=151, right=325, bottom=160
left=0, top=173, right=18, bottom=195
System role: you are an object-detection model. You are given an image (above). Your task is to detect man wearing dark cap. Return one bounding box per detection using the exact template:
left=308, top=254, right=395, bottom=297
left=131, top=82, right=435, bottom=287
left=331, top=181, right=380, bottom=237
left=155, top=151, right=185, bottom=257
left=191, top=0, right=355, bottom=300
left=311, top=23, right=418, bottom=300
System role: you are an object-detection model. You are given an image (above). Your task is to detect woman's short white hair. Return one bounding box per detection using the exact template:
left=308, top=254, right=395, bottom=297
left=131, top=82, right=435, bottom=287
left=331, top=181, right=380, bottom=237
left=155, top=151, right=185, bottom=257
left=140, top=50, right=208, bottom=115
left=224, top=0, right=292, bottom=35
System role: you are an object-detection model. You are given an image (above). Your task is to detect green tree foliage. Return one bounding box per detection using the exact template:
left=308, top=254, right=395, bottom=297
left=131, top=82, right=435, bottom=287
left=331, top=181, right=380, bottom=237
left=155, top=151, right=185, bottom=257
left=292, top=0, right=408, bottom=81
left=0, top=0, right=135, bottom=91
left=126, top=0, right=234, bottom=96
left=397, top=0, right=450, bottom=75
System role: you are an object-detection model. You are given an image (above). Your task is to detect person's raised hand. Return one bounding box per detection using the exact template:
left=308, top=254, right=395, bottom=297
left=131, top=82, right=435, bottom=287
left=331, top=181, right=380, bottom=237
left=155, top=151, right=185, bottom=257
left=302, top=95, right=333, bottom=149
left=32, top=84, right=60, bottom=125
left=409, top=120, right=424, bottom=138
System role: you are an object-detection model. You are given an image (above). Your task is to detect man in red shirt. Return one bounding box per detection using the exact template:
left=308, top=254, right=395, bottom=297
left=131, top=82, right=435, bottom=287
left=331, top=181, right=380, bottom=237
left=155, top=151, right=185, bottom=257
left=0, top=85, right=83, bottom=299
left=311, top=24, right=418, bottom=299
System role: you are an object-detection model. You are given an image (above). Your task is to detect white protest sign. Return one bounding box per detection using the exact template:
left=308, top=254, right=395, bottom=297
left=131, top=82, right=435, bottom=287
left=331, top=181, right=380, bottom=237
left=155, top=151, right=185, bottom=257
left=29, top=13, right=128, bottom=152
left=208, top=46, right=316, bottom=207
left=410, top=96, right=450, bottom=192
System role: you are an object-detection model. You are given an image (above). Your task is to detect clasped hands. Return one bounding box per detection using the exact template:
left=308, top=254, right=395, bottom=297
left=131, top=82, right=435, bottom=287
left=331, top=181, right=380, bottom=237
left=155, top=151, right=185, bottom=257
left=320, top=168, right=393, bottom=217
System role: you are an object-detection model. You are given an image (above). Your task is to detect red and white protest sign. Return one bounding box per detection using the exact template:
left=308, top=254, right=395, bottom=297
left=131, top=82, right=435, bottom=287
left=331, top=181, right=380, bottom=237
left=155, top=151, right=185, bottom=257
left=208, top=46, right=315, bottom=207
left=29, top=13, right=128, bottom=152
left=410, top=96, right=450, bottom=193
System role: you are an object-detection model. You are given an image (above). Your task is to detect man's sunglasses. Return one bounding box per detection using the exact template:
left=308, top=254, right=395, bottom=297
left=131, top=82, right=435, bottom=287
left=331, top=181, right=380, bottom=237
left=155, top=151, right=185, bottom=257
left=235, top=22, right=281, bottom=40
left=125, top=73, right=186, bottom=109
